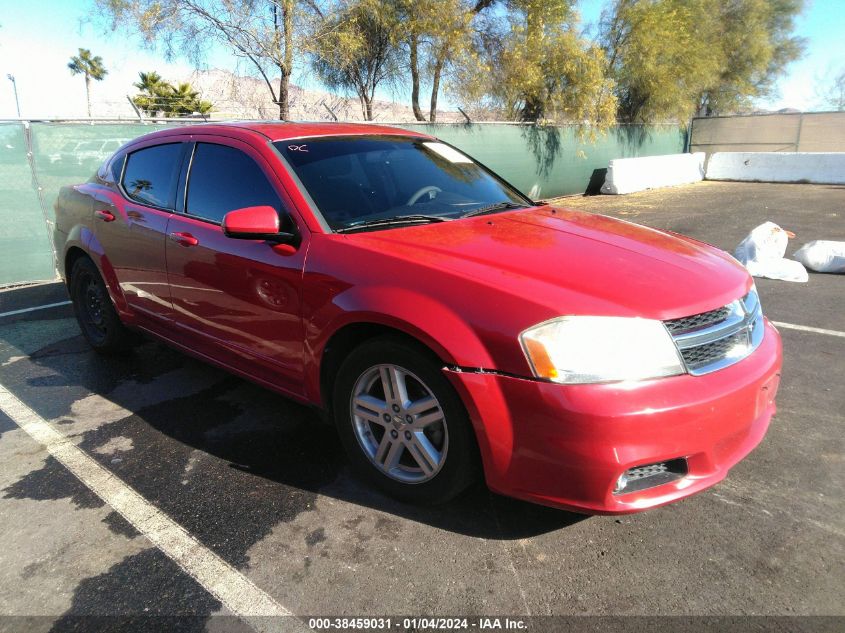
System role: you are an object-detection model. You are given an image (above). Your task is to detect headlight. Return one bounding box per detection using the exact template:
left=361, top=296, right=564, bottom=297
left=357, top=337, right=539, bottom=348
left=519, top=316, right=685, bottom=384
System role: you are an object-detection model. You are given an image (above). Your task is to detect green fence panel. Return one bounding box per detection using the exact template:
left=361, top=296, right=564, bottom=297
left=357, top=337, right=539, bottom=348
left=405, top=123, right=686, bottom=199
left=29, top=122, right=685, bottom=209
left=0, top=123, right=56, bottom=286
left=2, top=120, right=686, bottom=286
left=29, top=122, right=181, bottom=235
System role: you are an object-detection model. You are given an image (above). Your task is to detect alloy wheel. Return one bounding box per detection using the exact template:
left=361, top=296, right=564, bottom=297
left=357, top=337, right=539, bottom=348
left=350, top=364, right=448, bottom=484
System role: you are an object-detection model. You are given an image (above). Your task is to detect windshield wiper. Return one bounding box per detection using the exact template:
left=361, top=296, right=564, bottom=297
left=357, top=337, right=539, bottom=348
left=335, top=214, right=450, bottom=234
left=461, top=201, right=527, bottom=218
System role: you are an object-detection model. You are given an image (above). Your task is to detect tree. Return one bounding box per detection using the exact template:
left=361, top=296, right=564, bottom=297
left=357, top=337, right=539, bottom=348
left=167, top=82, right=214, bottom=116
left=134, top=71, right=168, bottom=96
left=94, top=0, right=318, bottom=119
left=394, top=0, right=492, bottom=122
left=312, top=0, right=400, bottom=120
left=68, top=48, right=108, bottom=117
left=818, top=68, right=845, bottom=111
left=699, top=0, right=807, bottom=115
left=394, top=0, right=449, bottom=121
left=131, top=71, right=212, bottom=117
left=600, top=0, right=718, bottom=123
left=600, top=0, right=806, bottom=122
left=453, top=0, right=616, bottom=128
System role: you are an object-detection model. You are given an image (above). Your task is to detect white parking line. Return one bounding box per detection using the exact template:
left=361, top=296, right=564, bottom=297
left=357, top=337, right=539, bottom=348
left=0, top=383, right=297, bottom=633
left=772, top=321, right=845, bottom=339
left=0, top=300, right=72, bottom=318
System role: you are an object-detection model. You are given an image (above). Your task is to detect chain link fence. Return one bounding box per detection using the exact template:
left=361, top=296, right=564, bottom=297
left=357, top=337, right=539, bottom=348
left=0, top=119, right=685, bottom=287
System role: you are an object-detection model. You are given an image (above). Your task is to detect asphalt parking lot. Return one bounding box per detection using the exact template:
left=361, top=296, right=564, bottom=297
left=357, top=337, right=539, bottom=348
left=0, top=181, right=842, bottom=631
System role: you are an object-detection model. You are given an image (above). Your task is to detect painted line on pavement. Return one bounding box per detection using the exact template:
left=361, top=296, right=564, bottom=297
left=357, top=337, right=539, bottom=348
left=772, top=321, right=845, bottom=339
left=0, top=382, right=297, bottom=633
left=0, top=301, right=72, bottom=318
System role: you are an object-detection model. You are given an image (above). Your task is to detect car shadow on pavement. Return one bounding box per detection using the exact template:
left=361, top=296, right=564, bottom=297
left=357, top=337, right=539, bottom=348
left=13, top=334, right=587, bottom=542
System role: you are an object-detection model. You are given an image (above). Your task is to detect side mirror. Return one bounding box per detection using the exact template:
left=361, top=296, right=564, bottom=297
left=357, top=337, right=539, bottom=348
left=222, top=205, right=294, bottom=243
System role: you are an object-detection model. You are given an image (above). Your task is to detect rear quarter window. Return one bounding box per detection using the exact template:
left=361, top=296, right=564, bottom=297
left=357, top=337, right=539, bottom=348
left=108, top=154, right=125, bottom=184
left=121, top=143, right=183, bottom=209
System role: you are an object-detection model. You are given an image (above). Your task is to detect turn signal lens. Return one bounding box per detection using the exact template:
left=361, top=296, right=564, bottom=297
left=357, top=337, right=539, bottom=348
left=521, top=337, right=559, bottom=380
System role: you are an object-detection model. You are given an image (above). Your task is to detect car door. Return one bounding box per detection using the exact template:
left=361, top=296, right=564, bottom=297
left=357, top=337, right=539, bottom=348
left=95, top=140, right=187, bottom=323
left=165, top=139, right=309, bottom=395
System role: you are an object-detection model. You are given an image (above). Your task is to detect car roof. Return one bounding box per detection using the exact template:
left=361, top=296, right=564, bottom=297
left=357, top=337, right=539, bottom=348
left=230, top=121, right=432, bottom=141
left=132, top=121, right=434, bottom=144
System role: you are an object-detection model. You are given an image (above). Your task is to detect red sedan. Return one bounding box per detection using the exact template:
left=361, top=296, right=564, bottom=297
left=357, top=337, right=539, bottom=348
left=54, top=122, right=782, bottom=514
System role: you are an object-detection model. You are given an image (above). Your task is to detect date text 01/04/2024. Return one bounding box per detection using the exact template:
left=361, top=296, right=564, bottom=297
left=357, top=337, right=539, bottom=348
left=307, top=617, right=527, bottom=630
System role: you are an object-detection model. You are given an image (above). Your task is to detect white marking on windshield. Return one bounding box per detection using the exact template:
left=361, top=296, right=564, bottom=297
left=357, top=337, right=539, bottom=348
left=422, top=142, right=472, bottom=164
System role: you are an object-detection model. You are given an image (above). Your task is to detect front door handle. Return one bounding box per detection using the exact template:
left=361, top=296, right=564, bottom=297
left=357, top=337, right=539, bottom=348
left=169, top=231, right=199, bottom=247
left=95, top=209, right=115, bottom=222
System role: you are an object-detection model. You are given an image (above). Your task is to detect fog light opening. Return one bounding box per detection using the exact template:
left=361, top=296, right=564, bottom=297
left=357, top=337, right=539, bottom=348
left=613, top=458, right=688, bottom=495
left=614, top=473, right=628, bottom=494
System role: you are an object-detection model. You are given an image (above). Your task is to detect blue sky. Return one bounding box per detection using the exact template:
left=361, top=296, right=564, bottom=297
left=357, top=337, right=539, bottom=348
left=0, top=0, right=842, bottom=118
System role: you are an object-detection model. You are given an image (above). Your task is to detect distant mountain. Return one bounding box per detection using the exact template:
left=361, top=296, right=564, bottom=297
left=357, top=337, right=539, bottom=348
left=181, top=69, right=464, bottom=123
left=742, top=107, right=804, bottom=115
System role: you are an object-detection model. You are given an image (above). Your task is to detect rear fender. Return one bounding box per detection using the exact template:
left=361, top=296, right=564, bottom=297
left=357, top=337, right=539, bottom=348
left=59, top=223, right=92, bottom=281
left=85, top=231, right=131, bottom=318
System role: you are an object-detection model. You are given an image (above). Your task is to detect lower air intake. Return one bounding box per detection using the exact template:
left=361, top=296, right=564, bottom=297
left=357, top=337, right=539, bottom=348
left=613, top=458, right=688, bottom=495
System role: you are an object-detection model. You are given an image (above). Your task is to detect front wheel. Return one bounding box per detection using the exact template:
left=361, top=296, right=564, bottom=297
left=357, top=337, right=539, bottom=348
left=333, top=337, right=479, bottom=504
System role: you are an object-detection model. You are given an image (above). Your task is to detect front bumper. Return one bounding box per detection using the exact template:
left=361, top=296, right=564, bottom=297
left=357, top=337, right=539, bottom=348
left=444, top=319, right=783, bottom=514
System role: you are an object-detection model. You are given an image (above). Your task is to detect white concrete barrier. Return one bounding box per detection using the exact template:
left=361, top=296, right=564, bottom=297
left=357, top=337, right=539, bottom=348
left=601, top=152, right=705, bottom=194
left=706, top=152, right=845, bottom=184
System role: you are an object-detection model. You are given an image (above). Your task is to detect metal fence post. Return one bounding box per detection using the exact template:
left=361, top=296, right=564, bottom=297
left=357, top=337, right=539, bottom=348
left=126, top=95, right=144, bottom=122
left=795, top=113, right=804, bottom=152
left=684, top=118, right=694, bottom=153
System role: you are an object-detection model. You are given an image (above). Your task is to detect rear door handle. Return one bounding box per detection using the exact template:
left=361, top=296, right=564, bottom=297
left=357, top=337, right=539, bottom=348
left=169, top=231, right=199, bottom=247
left=95, top=209, right=115, bottom=222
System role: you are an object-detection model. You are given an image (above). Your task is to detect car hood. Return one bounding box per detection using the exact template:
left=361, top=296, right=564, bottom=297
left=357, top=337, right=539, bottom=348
left=350, top=206, right=751, bottom=320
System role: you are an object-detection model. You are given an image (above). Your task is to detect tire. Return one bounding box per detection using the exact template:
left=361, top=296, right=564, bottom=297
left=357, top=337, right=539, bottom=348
left=69, top=257, right=136, bottom=354
left=333, top=336, right=479, bottom=504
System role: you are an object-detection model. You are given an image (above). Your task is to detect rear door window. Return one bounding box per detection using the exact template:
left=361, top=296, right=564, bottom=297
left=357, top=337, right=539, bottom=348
left=121, top=143, right=183, bottom=209
left=185, top=143, right=287, bottom=227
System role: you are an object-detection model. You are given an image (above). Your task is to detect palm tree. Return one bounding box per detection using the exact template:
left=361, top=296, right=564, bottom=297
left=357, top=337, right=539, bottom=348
left=68, top=49, right=108, bottom=117
left=132, top=71, right=168, bottom=116
left=134, top=71, right=167, bottom=95
left=169, top=82, right=212, bottom=116
left=130, top=72, right=213, bottom=118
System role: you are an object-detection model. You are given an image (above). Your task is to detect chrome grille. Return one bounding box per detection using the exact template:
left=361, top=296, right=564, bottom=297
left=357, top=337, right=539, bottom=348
left=665, top=305, right=732, bottom=335
left=665, top=288, right=764, bottom=376
left=680, top=330, right=747, bottom=371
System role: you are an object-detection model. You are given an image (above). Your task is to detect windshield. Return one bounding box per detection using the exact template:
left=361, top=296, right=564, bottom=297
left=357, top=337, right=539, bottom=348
left=274, top=135, right=531, bottom=231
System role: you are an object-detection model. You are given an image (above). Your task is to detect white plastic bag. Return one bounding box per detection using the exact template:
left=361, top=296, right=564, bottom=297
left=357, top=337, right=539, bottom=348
left=792, top=240, right=845, bottom=274
left=733, top=222, right=808, bottom=282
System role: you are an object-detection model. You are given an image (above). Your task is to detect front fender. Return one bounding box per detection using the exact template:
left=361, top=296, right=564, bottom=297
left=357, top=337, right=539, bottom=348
left=304, top=284, right=505, bottom=479
left=304, top=285, right=497, bottom=403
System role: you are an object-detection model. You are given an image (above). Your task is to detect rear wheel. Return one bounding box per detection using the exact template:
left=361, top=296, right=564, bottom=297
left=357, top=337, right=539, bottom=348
left=69, top=257, right=135, bottom=354
left=333, top=337, right=479, bottom=504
